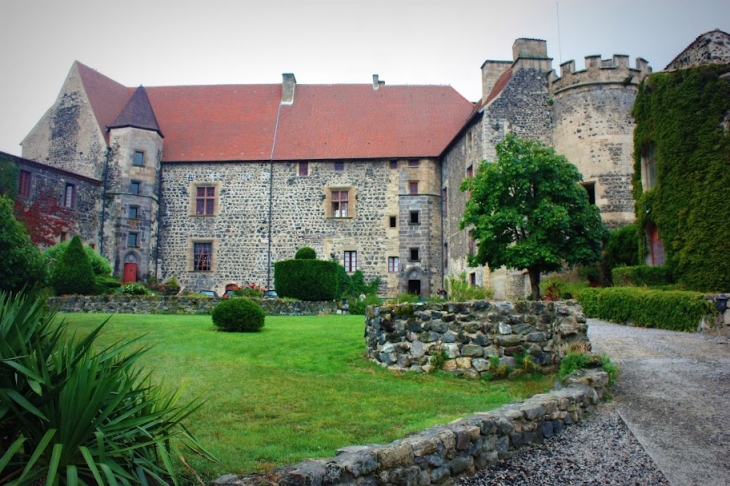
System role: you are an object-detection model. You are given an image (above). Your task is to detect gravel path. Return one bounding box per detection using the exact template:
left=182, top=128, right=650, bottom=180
left=458, top=319, right=730, bottom=486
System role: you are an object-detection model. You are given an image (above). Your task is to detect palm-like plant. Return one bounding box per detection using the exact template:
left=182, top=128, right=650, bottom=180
left=0, top=291, right=214, bottom=485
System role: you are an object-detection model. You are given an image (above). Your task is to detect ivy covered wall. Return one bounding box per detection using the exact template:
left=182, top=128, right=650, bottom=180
left=632, top=65, right=730, bottom=291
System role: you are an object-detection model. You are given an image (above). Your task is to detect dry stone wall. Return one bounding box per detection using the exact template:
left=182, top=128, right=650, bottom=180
left=365, top=300, right=588, bottom=377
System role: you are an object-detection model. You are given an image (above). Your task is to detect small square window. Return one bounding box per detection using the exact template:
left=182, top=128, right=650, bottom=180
left=18, top=170, right=31, bottom=198
left=131, top=181, right=140, bottom=195
left=299, top=162, right=309, bottom=177
left=128, top=206, right=139, bottom=219
left=389, top=216, right=397, bottom=228
left=63, top=183, right=75, bottom=208
left=133, top=151, right=144, bottom=166
left=389, top=160, right=398, bottom=169
left=410, top=211, right=420, bottom=224
left=408, top=159, right=419, bottom=168
left=388, top=256, right=399, bottom=273
left=128, top=233, right=138, bottom=247
left=409, top=181, right=418, bottom=195
left=334, top=161, right=345, bottom=172
left=60, top=232, right=67, bottom=242
left=196, top=186, right=216, bottom=215
left=409, top=248, right=419, bottom=261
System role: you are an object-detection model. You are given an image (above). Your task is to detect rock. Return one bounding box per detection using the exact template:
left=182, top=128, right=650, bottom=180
left=460, top=344, right=484, bottom=357
left=376, top=441, right=414, bottom=469
left=498, top=322, right=512, bottom=335
left=455, top=357, right=472, bottom=369
left=410, top=340, right=425, bottom=358
left=442, top=332, right=457, bottom=343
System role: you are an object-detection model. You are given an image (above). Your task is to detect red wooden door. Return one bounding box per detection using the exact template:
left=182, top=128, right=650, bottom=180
left=123, top=263, right=137, bottom=283
left=650, top=226, right=665, bottom=266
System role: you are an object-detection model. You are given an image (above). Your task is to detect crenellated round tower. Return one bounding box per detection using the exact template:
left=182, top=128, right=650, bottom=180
left=551, top=54, right=651, bottom=229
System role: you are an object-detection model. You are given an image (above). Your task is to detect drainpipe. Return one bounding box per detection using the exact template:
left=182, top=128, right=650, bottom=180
left=267, top=102, right=284, bottom=290
left=154, top=160, right=163, bottom=280
left=99, top=146, right=111, bottom=259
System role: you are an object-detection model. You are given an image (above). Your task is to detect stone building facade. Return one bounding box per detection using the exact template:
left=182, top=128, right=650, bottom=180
left=15, top=32, right=721, bottom=298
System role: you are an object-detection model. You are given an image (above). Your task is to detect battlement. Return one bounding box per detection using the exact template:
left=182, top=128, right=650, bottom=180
left=552, top=54, right=651, bottom=94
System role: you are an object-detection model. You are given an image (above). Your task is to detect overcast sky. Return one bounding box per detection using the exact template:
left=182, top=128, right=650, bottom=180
left=0, top=0, right=727, bottom=156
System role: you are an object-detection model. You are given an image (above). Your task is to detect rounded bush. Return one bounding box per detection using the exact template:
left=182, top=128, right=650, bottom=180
left=294, top=246, right=317, bottom=259
left=212, top=298, right=265, bottom=332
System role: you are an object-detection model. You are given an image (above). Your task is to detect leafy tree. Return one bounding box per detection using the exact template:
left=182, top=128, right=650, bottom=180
left=0, top=196, right=46, bottom=293
left=460, top=134, right=607, bottom=300
left=44, top=240, right=112, bottom=276
left=15, top=192, right=75, bottom=247
left=50, top=235, right=96, bottom=295
left=604, top=223, right=639, bottom=269
left=0, top=157, right=19, bottom=199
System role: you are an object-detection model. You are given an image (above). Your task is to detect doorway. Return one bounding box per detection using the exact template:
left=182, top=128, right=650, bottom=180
left=407, top=279, right=421, bottom=296
left=123, top=262, right=137, bottom=283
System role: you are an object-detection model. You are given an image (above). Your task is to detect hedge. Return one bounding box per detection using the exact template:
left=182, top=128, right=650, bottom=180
left=274, top=259, right=338, bottom=301
left=577, top=287, right=714, bottom=332
left=612, top=265, right=673, bottom=287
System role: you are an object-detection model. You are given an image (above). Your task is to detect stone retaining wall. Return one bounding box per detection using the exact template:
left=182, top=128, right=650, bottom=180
left=365, top=300, right=588, bottom=377
left=48, top=295, right=337, bottom=316
left=213, top=369, right=609, bottom=486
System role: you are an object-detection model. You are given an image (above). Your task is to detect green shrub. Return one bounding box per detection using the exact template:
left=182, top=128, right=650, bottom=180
left=50, top=235, right=96, bottom=295
left=121, top=282, right=151, bottom=295
left=428, top=349, right=448, bottom=370
left=212, top=298, right=265, bottom=332
left=0, top=291, right=212, bottom=484
left=44, top=241, right=112, bottom=277
left=0, top=196, right=46, bottom=293
left=388, top=293, right=420, bottom=304
left=234, top=283, right=264, bottom=298
left=163, top=275, right=181, bottom=295
left=347, top=294, right=381, bottom=315
left=446, top=272, right=494, bottom=301
left=295, top=246, right=317, bottom=259
left=274, top=259, right=338, bottom=301
left=612, top=265, right=673, bottom=287
left=559, top=351, right=592, bottom=377
left=578, top=287, right=713, bottom=332
left=94, top=274, right=121, bottom=294
left=605, top=223, right=639, bottom=268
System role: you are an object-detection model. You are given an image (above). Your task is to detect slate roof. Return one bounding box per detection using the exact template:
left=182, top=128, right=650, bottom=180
left=74, top=62, right=474, bottom=162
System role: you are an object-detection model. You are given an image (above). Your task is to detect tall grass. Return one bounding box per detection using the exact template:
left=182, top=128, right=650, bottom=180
left=60, top=313, right=552, bottom=481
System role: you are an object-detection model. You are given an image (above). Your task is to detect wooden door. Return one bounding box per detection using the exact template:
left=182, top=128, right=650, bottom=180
left=123, top=263, right=137, bottom=283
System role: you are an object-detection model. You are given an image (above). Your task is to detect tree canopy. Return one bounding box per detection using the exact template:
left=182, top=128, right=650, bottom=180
left=0, top=196, right=46, bottom=293
left=460, top=134, right=607, bottom=300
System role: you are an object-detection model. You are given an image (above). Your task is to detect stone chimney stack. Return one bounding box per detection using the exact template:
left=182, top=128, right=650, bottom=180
left=282, top=73, right=296, bottom=104
left=511, top=38, right=552, bottom=72
left=373, top=74, right=385, bottom=90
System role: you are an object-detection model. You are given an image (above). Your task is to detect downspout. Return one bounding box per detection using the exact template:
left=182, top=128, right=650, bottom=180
left=99, top=146, right=111, bottom=259
left=267, top=102, right=284, bottom=290
left=154, top=160, right=163, bottom=280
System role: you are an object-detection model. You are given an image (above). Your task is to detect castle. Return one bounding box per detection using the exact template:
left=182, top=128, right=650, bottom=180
left=6, top=30, right=728, bottom=299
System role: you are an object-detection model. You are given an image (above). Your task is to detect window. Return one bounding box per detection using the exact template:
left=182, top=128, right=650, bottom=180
left=469, top=232, right=475, bottom=255
left=388, top=256, right=399, bottom=273
left=408, top=159, right=419, bottom=168
left=444, top=243, right=448, bottom=268
left=466, top=165, right=473, bottom=178
left=298, top=162, right=309, bottom=177
left=409, top=181, right=418, bottom=195
left=409, top=248, right=419, bottom=261
left=642, top=143, right=657, bottom=190
left=410, top=211, right=420, bottom=224
left=344, top=251, right=357, bottom=273
left=442, top=188, right=447, bottom=217
left=133, top=151, right=144, bottom=166
left=196, top=186, right=216, bottom=215
left=582, top=182, right=596, bottom=205
left=331, top=190, right=349, bottom=218
left=469, top=272, right=476, bottom=285
left=389, top=160, right=398, bottom=169
left=334, top=161, right=345, bottom=172
left=128, top=233, right=138, bottom=247
left=59, top=232, right=67, bottom=242
left=18, top=170, right=31, bottom=198
left=130, top=181, right=140, bottom=195
left=63, top=183, right=75, bottom=208
left=128, top=206, right=139, bottom=219
left=389, top=216, right=397, bottom=228
left=194, top=242, right=213, bottom=271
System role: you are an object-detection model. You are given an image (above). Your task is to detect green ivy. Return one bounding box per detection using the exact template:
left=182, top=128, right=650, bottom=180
left=632, top=64, right=730, bottom=291
left=612, top=265, right=673, bottom=287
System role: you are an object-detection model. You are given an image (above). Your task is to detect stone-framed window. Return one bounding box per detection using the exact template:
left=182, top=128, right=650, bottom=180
left=344, top=251, right=357, bottom=273
left=133, top=150, right=145, bottom=167
left=388, top=256, right=399, bottom=273
left=469, top=232, right=475, bottom=255
left=389, top=216, right=397, bottom=228
left=325, top=186, right=356, bottom=218
left=469, top=272, right=476, bottom=285
left=63, top=183, right=75, bottom=208
left=466, top=165, right=473, bottom=178
left=409, top=248, right=420, bottom=262
left=298, top=162, right=309, bottom=177
left=408, top=181, right=419, bottom=195
left=581, top=182, right=596, bottom=205
left=334, top=161, right=345, bottom=172
left=18, top=170, right=31, bottom=198
left=127, top=232, right=138, bottom=248
left=188, top=181, right=222, bottom=217
left=410, top=211, right=420, bottom=224
left=131, top=180, right=141, bottom=195
left=59, top=231, right=67, bottom=242
left=444, top=243, right=448, bottom=268
left=187, top=238, right=218, bottom=272
left=389, top=160, right=398, bottom=169
left=408, top=159, right=420, bottom=168
left=642, top=143, right=657, bottom=190
left=128, top=205, right=139, bottom=220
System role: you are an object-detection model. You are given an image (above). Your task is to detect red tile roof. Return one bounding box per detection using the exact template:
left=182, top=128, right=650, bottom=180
left=76, top=62, right=473, bottom=162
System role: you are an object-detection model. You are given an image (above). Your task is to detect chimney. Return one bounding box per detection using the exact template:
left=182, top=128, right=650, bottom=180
left=282, top=73, right=296, bottom=104
left=373, top=74, right=385, bottom=90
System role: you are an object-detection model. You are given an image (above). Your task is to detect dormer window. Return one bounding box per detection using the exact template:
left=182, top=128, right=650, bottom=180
left=133, top=151, right=144, bottom=167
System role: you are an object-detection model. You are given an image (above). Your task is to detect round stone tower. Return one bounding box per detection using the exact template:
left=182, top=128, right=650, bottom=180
left=551, top=54, right=652, bottom=229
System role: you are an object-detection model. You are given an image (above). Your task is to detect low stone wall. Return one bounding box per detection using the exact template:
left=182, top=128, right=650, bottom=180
left=48, top=295, right=337, bottom=316
left=213, top=369, right=609, bottom=486
left=365, top=300, right=588, bottom=377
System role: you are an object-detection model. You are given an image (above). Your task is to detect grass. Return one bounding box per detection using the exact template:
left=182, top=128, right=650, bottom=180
left=58, top=312, right=553, bottom=481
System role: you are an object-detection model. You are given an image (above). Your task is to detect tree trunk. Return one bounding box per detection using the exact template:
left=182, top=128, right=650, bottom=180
left=528, top=267, right=541, bottom=301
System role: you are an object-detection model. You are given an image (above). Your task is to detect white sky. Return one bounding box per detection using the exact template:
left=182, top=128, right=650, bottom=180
left=0, top=0, right=727, bottom=156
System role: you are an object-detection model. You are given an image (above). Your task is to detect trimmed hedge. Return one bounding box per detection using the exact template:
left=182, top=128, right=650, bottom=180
left=577, top=287, right=713, bottom=332
left=274, top=259, right=338, bottom=301
left=212, top=298, right=265, bottom=332
left=612, top=265, right=672, bottom=287
left=51, top=235, right=96, bottom=295
left=294, top=247, right=317, bottom=259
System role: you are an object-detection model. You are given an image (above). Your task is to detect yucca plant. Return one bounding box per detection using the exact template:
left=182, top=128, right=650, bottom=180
left=0, top=291, right=215, bottom=485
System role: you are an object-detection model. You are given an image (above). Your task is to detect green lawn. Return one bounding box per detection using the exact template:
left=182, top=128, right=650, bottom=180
left=59, top=313, right=552, bottom=481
